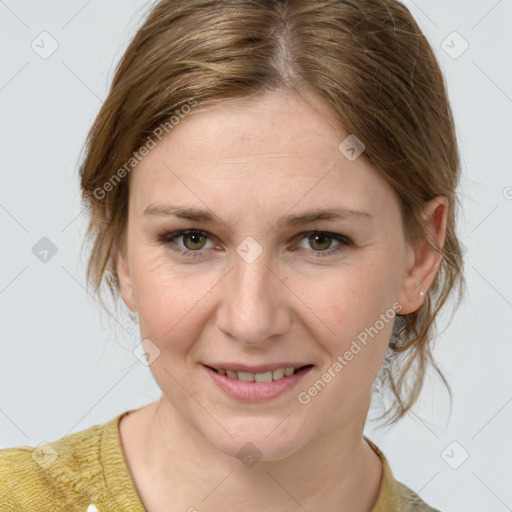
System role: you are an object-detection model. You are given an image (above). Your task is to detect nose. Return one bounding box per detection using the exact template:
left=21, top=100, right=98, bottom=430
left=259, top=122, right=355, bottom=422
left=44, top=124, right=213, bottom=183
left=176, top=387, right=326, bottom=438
left=215, top=246, right=291, bottom=347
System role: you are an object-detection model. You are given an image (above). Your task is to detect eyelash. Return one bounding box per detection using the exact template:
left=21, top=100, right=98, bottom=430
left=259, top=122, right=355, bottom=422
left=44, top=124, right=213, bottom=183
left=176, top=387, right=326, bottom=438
left=157, top=229, right=352, bottom=259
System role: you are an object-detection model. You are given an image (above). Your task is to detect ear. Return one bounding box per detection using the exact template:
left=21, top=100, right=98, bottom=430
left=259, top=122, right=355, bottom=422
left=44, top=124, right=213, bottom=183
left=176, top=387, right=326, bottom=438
left=397, top=195, right=448, bottom=314
left=115, top=241, right=137, bottom=313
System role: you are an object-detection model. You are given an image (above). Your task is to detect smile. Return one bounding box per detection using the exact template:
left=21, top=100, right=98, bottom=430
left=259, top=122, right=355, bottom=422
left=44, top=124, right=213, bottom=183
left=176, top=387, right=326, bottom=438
left=210, top=366, right=307, bottom=382
left=203, top=364, right=314, bottom=402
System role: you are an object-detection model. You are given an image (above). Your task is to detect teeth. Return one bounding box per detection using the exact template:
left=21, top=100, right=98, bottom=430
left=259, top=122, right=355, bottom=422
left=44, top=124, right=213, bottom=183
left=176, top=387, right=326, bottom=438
left=255, top=371, right=273, bottom=383
left=272, top=368, right=285, bottom=380
left=237, top=371, right=255, bottom=382
left=214, top=366, right=303, bottom=382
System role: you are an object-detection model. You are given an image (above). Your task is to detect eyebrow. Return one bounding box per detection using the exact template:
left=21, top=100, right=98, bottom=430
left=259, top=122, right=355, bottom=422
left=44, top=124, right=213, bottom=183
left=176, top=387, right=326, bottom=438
left=143, top=204, right=373, bottom=227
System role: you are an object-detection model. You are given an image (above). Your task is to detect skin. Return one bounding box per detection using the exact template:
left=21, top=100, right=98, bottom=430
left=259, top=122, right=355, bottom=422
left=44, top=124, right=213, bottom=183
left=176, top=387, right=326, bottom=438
left=115, top=89, right=448, bottom=512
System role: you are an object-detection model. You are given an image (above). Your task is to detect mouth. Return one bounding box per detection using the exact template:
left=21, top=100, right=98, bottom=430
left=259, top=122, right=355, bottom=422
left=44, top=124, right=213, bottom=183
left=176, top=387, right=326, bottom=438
left=204, top=364, right=314, bottom=382
left=202, top=364, right=315, bottom=402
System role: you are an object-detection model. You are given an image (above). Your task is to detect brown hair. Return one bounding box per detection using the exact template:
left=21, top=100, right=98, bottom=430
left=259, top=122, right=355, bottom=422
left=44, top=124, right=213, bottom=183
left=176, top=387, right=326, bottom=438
left=79, top=0, right=466, bottom=427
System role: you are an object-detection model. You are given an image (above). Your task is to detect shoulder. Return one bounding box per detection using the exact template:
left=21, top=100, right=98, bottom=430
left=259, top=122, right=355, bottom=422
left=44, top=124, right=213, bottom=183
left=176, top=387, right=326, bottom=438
left=0, top=447, right=25, bottom=510
left=364, top=436, right=443, bottom=512
left=0, top=418, right=114, bottom=511
left=395, top=481, right=442, bottom=511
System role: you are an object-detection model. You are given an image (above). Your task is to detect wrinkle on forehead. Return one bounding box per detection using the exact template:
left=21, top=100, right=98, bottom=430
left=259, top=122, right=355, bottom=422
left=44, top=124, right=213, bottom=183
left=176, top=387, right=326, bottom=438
left=130, top=91, right=398, bottom=232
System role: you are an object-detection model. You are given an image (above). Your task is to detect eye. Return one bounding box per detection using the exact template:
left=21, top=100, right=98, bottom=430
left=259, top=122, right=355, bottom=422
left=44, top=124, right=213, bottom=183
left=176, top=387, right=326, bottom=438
left=158, top=230, right=214, bottom=258
left=294, top=231, right=351, bottom=257
left=157, top=229, right=352, bottom=259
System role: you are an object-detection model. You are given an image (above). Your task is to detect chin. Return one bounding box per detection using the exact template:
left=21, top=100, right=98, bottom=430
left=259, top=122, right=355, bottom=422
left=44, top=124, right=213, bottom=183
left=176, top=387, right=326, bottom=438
left=203, top=418, right=309, bottom=463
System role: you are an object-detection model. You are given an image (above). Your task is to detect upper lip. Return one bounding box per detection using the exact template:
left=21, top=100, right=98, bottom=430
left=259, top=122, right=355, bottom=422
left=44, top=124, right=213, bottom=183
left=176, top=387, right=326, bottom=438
left=204, top=362, right=313, bottom=373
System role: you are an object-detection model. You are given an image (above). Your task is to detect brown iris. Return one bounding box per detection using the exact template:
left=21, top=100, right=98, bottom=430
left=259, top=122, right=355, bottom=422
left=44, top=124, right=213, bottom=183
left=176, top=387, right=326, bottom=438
left=182, top=232, right=207, bottom=250
left=307, top=233, right=332, bottom=251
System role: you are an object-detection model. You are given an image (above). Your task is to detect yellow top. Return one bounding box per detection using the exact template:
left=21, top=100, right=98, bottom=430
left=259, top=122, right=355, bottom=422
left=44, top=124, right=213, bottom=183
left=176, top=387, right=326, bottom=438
left=0, top=409, right=441, bottom=511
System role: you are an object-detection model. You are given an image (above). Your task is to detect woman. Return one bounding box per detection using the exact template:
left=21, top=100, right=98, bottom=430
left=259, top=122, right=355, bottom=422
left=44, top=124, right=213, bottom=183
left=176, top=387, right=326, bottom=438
left=0, top=0, right=464, bottom=510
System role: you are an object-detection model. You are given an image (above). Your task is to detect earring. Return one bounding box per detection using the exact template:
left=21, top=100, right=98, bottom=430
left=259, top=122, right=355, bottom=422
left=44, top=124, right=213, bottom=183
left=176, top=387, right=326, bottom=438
left=391, top=314, right=407, bottom=348
left=419, top=290, right=425, bottom=297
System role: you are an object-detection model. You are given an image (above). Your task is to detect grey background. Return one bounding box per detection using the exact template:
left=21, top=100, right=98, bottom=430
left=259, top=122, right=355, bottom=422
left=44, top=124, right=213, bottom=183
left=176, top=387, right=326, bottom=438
left=1, top=1, right=511, bottom=510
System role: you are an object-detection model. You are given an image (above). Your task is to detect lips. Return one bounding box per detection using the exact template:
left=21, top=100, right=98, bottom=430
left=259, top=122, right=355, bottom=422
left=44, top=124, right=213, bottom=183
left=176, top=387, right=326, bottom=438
left=203, top=364, right=314, bottom=402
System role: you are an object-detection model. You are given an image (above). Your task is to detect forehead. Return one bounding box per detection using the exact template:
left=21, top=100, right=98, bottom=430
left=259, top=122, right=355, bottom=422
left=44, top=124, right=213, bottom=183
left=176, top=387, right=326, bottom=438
left=130, top=90, right=395, bottom=219
left=164, top=91, right=346, bottom=162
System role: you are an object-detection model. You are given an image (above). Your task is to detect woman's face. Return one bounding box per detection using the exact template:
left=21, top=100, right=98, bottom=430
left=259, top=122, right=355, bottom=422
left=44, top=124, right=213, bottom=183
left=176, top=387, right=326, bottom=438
left=117, top=90, right=441, bottom=461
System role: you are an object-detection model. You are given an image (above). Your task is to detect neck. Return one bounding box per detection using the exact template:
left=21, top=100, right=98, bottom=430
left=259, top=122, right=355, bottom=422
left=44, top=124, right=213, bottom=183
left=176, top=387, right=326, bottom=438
left=130, top=397, right=383, bottom=512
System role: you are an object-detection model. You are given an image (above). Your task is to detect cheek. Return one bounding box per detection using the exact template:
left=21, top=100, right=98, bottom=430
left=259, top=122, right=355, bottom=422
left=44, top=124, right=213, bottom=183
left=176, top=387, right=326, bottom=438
left=301, top=263, right=392, bottom=334
left=131, top=238, right=400, bottom=359
left=299, top=263, right=397, bottom=376
left=132, top=253, right=216, bottom=345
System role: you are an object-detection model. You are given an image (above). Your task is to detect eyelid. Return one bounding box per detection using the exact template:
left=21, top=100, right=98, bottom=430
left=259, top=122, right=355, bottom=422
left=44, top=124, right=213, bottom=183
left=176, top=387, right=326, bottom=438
left=159, top=229, right=352, bottom=258
left=160, top=228, right=351, bottom=243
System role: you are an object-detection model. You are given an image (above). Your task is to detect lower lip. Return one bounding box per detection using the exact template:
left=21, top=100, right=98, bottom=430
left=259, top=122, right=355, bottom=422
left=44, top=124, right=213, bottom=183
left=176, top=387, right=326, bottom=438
left=203, top=364, right=314, bottom=403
